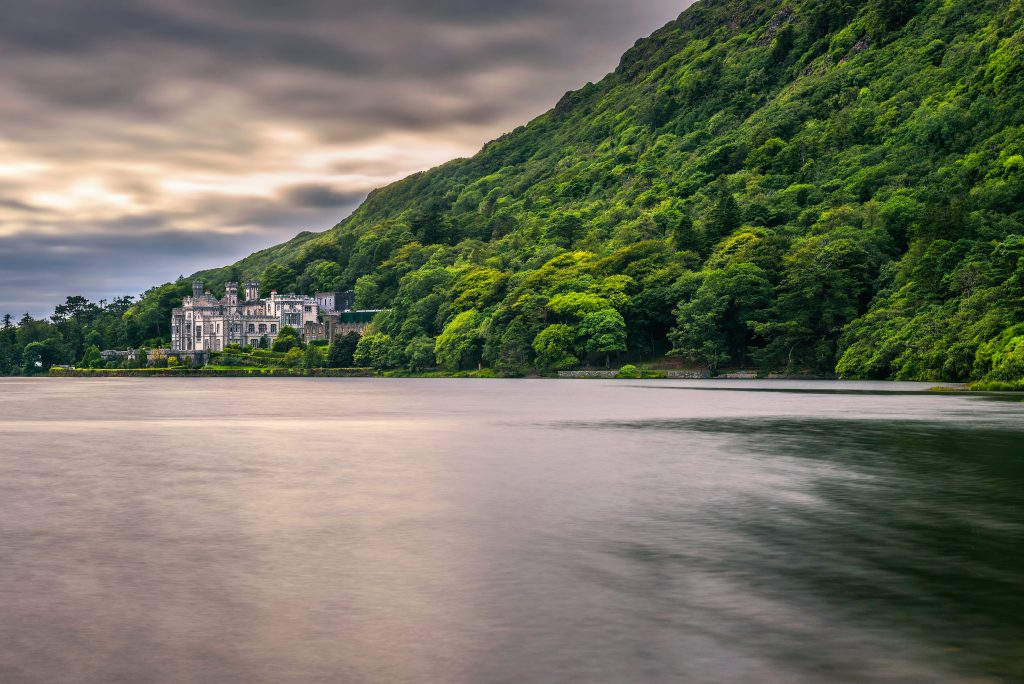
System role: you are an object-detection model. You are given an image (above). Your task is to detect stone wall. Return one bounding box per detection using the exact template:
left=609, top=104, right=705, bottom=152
left=666, top=370, right=712, bottom=379
left=557, top=369, right=713, bottom=379
left=557, top=371, right=619, bottom=379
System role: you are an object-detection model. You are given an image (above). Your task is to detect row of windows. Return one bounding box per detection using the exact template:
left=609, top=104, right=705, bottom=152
left=194, top=323, right=279, bottom=336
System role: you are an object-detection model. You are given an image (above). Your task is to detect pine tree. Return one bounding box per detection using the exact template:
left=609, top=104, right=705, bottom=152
left=703, top=181, right=742, bottom=248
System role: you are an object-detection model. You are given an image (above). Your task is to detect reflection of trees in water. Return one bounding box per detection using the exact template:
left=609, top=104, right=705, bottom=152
left=578, top=414, right=1024, bottom=680
left=699, top=418, right=1023, bottom=681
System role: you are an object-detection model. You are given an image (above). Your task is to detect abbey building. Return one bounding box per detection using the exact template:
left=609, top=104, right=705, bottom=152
left=171, top=281, right=325, bottom=352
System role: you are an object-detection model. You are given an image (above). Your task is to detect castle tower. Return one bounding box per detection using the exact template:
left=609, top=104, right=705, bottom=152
left=224, top=282, right=239, bottom=306
left=245, top=281, right=259, bottom=301
left=192, top=281, right=203, bottom=301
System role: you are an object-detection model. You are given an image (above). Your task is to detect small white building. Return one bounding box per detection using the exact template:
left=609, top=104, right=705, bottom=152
left=170, top=281, right=320, bottom=352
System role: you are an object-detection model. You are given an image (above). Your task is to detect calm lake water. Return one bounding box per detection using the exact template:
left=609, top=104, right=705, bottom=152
left=0, top=378, right=1021, bottom=683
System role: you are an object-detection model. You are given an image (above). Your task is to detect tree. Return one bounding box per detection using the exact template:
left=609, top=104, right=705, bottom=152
left=409, top=201, right=447, bottom=245
left=405, top=336, right=436, bottom=372
left=755, top=230, right=879, bottom=372
left=703, top=181, right=742, bottom=247
left=284, top=347, right=304, bottom=368
left=0, top=314, right=15, bottom=375
left=435, top=310, right=486, bottom=370
left=80, top=345, right=102, bottom=369
left=22, top=338, right=68, bottom=374
left=261, top=264, right=297, bottom=295
left=491, top=318, right=535, bottom=375
left=303, top=344, right=322, bottom=369
left=326, top=331, right=360, bottom=368
left=532, top=324, right=578, bottom=371
left=670, top=263, right=773, bottom=370
left=672, top=214, right=700, bottom=252
left=769, top=25, right=794, bottom=65
left=354, top=332, right=402, bottom=369
left=577, top=309, right=628, bottom=367
left=272, top=326, right=301, bottom=353
left=547, top=212, right=584, bottom=248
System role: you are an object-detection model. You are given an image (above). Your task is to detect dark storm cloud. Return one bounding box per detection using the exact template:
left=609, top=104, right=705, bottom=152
left=281, top=185, right=367, bottom=209
left=0, top=0, right=694, bottom=317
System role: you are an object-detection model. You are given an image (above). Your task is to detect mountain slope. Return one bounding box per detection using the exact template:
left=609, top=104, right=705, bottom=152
left=142, top=0, right=1024, bottom=380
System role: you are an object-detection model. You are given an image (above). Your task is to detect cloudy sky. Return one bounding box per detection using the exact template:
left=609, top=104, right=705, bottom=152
left=0, top=0, right=694, bottom=317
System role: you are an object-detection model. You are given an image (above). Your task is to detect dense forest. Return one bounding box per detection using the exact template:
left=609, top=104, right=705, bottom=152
left=4, top=0, right=1024, bottom=385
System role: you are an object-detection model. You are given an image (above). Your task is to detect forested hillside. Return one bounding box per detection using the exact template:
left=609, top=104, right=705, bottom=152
left=5, top=0, right=1024, bottom=383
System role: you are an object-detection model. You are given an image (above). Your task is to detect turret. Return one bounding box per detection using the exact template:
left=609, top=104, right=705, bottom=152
left=192, top=281, right=203, bottom=301
left=224, top=281, right=239, bottom=306
left=245, top=281, right=259, bottom=301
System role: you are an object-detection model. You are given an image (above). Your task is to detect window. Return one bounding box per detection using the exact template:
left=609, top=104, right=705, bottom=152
left=248, top=324, right=255, bottom=333
left=259, top=324, right=267, bottom=333
left=304, top=306, right=312, bottom=313
left=270, top=324, right=277, bottom=333
left=195, top=326, right=202, bottom=337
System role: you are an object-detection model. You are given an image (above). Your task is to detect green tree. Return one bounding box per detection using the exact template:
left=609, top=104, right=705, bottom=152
left=272, top=326, right=301, bottom=353
left=0, top=314, right=15, bottom=375
left=756, top=231, right=879, bottom=372
left=703, top=181, right=742, bottom=247
left=326, top=331, right=360, bottom=368
left=80, top=345, right=102, bottom=369
left=435, top=310, right=486, bottom=370
left=405, top=336, right=436, bottom=372
left=284, top=347, right=304, bottom=368
left=576, top=309, right=628, bottom=367
left=532, top=324, right=578, bottom=371
left=354, top=332, right=402, bottom=369
left=303, top=344, right=322, bottom=369
left=262, top=264, right=298, bottom=295
left=547, top=212, right=584, bottom=248
left=670, top=263, right=773, bottom=370
left=22, top=338, right=68, bottom=374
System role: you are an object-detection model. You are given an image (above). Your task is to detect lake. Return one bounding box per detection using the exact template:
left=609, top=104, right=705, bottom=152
left=0, top=378, right=1021, bottom=683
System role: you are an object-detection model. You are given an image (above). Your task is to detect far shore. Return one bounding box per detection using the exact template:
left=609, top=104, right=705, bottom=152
left=39, top=366, right=996, bottom=391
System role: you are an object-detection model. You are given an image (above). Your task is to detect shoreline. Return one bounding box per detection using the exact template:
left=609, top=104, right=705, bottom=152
left=39, top=367, right=1003, bottom=392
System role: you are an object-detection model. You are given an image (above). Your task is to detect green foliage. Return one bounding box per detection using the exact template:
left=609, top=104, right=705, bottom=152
left=283, top=347, right=304, bottom=368
left=271, top=326, right=301, bottom=352
left=80, top=345, right=102, bottom=369
left=671, top=263, right=773, bottom=370
left=303, top=344, right=323, bottom=369
left=533, top=324, right=578, bottom=371
left=10, top=0, right=1024, bottom=386
left=435, top=310, right=486, bottom=370
left=405, top=336, right=436, bottom=371
left=326, top=331, right=361, bottom=368
left=616, top=364, right=641, bottom=379
left=354, top=332, right=404, bottom=370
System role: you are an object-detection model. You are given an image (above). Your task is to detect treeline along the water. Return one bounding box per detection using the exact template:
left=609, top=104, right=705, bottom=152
left=3, top=0, right=1024, bottom=385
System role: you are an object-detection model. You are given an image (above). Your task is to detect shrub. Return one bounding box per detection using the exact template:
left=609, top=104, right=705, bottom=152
left=616, top=364, right=641, bottom=379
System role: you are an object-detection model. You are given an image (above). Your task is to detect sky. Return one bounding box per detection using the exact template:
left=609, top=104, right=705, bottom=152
left=0, top=0, right=694, bottom=317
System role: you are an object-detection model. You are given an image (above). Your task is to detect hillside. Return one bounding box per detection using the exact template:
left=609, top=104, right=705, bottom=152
left=9, top=0, right=1024, bottom=382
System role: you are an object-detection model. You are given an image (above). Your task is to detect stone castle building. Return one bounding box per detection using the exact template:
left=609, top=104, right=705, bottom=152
left=171, top=281, right=357, bottom=352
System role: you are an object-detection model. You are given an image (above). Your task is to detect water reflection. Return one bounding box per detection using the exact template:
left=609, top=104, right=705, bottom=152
left=0, top=378, right=1021, bottom=683
left=579, top=416, right=1024, bottom=681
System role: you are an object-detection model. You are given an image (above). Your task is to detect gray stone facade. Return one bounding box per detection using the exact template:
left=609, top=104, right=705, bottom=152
left=170, top=280, right=320, bottom=352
